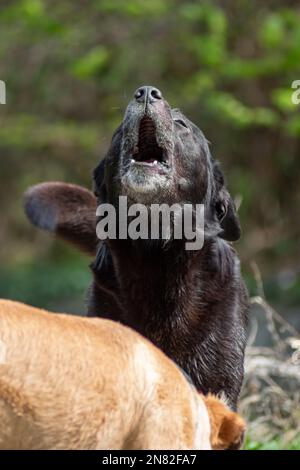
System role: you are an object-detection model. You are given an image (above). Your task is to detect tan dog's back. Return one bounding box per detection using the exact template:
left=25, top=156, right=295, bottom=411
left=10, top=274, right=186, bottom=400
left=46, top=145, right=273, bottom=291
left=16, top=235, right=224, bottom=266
left=0, top=300, right=245, bottom=450
left=0, top=300, right=200, bottom=449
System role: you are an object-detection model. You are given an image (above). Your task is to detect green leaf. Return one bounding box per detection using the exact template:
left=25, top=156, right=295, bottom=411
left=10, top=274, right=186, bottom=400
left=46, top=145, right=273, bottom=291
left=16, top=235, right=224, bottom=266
left=71, top=46, right=109, bottom=79
left=95, top=0, right=167, bottom=17
left=271, top=87, right=297, bottom=112
left=206, top=92, right=279, bottom=128
left=260, top=13, right=285, bottom=48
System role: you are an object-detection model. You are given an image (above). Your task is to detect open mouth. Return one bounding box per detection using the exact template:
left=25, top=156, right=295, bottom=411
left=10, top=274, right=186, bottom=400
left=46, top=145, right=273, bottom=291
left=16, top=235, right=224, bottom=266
left=130, top=116, right=169, bottom=170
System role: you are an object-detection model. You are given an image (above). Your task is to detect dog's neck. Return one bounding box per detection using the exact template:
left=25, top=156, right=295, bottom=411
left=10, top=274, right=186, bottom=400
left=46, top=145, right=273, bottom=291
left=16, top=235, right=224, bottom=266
left=92, top=237, right=236, bottom=340
left=114, top=238, right=200, bottom=324
left=90, top=236, right=246, bottom=409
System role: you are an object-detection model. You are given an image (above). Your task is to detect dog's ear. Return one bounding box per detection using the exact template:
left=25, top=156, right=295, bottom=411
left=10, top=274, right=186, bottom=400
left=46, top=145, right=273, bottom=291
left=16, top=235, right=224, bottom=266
left=24, top=182, right=98, bottom=256
left=93, top=158, right=107, bottom=203
left=213, top=163, right=241, bottom=241
left=204, top=394, right=246, bottom=450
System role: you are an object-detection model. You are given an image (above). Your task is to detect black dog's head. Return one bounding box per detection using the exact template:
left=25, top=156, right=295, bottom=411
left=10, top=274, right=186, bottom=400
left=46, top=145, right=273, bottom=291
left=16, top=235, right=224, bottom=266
left=94, top=85, right=241, bottom=241
left=24, top=86, right=241, bottom=255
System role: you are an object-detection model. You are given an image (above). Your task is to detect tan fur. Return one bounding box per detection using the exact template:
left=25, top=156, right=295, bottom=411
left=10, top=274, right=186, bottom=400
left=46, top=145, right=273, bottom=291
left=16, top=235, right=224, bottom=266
left=0, top=299, right=245, bottom=450
left=204, top=394, right=246, bottom=450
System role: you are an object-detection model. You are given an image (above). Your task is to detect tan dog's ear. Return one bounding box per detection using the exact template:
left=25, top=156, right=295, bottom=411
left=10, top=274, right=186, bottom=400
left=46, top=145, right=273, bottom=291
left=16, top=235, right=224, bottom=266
left=204, top=394, right=246, bottom=450
left=24, top=182, right=98, bottom=256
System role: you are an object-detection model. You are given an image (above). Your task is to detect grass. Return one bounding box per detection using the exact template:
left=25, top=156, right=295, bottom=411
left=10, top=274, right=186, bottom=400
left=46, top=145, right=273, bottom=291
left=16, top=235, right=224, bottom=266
left=244, top=436, right=300, bottom=450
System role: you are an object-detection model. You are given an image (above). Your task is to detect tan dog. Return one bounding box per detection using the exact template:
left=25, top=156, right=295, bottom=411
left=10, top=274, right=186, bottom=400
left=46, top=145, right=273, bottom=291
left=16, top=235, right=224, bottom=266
left=0, top=300, right=245, bottom=450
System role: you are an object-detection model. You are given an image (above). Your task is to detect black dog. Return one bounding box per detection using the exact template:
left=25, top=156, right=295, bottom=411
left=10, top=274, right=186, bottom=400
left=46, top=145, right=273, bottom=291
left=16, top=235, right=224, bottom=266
left=25, top=86, right=249, bottom=410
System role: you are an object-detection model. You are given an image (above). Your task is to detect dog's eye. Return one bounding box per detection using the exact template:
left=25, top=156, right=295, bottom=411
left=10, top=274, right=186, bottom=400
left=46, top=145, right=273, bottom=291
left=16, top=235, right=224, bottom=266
left=174, top=119, right=188, bottom=129
left=216, top=202, right=227, bottom=221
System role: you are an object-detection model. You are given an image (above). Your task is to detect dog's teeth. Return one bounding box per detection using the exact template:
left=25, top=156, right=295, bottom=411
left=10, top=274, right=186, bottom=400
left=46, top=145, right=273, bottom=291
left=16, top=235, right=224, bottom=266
left=131, top=159, right=135, bottom=164
left=153, top=160, right=158, bottom=165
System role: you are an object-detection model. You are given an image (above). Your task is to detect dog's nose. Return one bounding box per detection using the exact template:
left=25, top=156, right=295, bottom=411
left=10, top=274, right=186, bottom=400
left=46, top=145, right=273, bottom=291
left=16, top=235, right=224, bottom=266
left=134, top=86, right=162, bottom=104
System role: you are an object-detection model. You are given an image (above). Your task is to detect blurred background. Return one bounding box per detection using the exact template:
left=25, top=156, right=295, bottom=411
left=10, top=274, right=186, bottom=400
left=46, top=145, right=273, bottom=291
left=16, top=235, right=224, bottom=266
left=0, top=0, right=300, bottom=449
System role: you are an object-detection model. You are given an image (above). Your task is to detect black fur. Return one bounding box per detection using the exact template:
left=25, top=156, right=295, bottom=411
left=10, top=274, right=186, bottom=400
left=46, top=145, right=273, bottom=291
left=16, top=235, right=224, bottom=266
left=89, top=88, right=249, bottom=410
left=24, top=87, right=249, bottom=410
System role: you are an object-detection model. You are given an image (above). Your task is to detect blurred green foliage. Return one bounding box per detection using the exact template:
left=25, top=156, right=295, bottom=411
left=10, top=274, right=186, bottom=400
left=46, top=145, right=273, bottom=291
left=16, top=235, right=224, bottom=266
left=0, top=0, right=300, bottom=310
left=245, top=435, right=300, bottom=450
